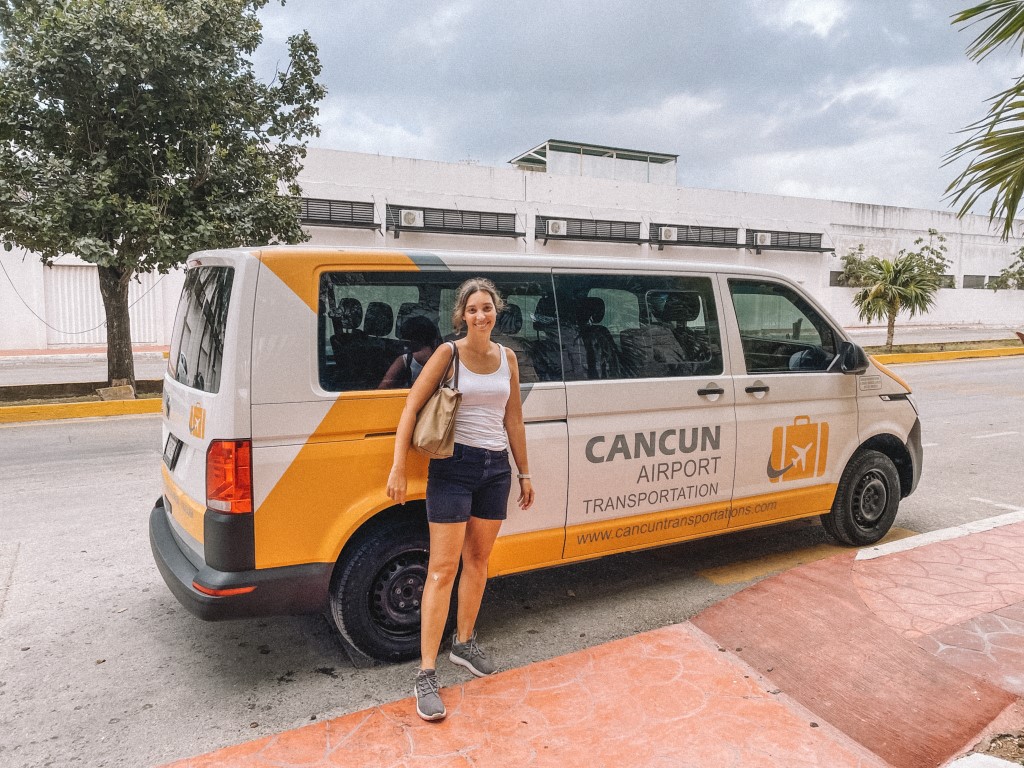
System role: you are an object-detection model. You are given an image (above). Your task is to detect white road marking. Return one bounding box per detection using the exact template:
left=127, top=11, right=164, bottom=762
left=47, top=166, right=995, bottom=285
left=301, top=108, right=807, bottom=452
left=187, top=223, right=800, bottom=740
left=971, top=431, right=1019, bottom=439
left=922, top=442, right=939, bottom=448
left=856, top=501, right=1024, bottom=560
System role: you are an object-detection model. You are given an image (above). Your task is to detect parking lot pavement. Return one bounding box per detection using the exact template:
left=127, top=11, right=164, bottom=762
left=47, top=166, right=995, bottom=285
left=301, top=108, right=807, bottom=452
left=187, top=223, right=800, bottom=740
left=164, top=513, right=1024, bottom=768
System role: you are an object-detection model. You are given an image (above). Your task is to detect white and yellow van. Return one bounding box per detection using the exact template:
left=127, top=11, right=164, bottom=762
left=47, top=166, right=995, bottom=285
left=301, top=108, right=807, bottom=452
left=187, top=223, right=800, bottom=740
left=150, top=246, right=922, bottom=661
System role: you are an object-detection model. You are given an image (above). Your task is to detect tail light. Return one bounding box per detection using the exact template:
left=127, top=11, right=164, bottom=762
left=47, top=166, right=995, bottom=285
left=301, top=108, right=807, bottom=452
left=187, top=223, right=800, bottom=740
left=206, top=439, right=252, bottom=514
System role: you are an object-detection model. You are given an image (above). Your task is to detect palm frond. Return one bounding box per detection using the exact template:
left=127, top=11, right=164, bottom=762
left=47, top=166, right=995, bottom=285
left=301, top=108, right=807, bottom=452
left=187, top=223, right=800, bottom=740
left=944, top=74, right=1024, bottom=238
left=954, top=0, right=1024, bottom=60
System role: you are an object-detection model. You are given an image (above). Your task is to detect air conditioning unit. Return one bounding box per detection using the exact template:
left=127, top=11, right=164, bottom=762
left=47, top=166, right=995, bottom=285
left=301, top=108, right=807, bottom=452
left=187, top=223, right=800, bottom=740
left=754, top=232, right=772, bottom=247
left=400, top=209, right=424, bottom=227
left=546, top=219, right=567, bottom=236
left=659, top=226, right=678, bottom=242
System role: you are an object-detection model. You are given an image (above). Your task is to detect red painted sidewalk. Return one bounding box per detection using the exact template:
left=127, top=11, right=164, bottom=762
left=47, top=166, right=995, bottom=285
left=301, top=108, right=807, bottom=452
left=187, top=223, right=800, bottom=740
left=163, top=516, right=1024, bottom=768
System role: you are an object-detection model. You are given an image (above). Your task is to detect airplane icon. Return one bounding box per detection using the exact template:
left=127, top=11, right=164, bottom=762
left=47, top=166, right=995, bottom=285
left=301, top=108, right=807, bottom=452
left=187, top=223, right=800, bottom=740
left=790, top=442, right=813, bottom=471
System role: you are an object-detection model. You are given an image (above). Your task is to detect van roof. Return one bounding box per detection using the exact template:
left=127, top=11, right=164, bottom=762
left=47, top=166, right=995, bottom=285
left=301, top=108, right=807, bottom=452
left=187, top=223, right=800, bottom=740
left=187, top=245, right=790, bottom=281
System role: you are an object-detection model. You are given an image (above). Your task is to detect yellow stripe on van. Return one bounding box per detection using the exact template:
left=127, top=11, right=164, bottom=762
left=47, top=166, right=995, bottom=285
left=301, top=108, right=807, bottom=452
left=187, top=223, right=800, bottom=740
left=162, top=464, right=206, bottom=544
left=253, top=391, right=429, bottom=569
left=258, top=250, right=421, bottom=313
left=563, top=485, right=837, bottom=561
left=489, top=528, right=568, bottom=577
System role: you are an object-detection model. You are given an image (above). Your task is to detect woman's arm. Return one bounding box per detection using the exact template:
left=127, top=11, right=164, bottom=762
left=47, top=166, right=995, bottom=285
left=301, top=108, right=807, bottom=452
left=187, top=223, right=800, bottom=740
left=503, top=348, right=534, bottom=510
left=377, top=355, right=406, bottom=389
left=386, top=343, right=456, bottom=504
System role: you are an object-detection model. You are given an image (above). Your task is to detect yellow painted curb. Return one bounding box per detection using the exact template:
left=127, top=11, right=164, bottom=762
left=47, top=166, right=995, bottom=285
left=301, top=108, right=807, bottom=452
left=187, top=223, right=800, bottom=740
left=0, top=398, right=162, bottom=424
left=872, top=346, right=1024, bottom=365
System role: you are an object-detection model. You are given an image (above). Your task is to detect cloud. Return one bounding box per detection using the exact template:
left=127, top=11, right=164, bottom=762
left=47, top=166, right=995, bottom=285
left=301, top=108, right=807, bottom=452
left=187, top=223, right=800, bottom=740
left=756, top=0, right=850, bottom=37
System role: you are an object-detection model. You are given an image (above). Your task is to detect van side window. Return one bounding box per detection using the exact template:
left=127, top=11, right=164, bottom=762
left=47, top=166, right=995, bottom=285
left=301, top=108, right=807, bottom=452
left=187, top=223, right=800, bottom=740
left=729, top=279, right=838, bottom=373
left=318, top=272, right=555, bottom=391
left=168, top=266, right=234, bottom=393
left=554, top=274, right=722, bottom=381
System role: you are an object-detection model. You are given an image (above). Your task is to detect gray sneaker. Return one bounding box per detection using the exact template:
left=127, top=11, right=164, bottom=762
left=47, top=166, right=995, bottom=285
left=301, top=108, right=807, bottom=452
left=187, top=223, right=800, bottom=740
left=449, top=631, right=497, bottom=677
left=414, top=668, right=446, bottom=721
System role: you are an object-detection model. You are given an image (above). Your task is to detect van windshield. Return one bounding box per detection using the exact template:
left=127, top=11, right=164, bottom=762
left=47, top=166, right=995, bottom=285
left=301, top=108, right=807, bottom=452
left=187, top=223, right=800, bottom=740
left=168, top=267, right=234, bottom=393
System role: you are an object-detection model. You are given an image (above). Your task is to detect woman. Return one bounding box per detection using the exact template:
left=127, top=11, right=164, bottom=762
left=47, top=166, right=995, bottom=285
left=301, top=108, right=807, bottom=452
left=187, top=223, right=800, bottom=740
left=386, top=278, right=534, bottom=722
left=378, top=314, right=440, bottom=389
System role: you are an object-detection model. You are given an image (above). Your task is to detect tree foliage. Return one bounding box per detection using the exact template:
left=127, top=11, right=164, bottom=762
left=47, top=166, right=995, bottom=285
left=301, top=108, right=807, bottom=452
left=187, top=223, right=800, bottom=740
left=986, top=246, right=1024, bottom=287
left=946, top=0, right=1024, bottom=239
left=0, top=0, right=325, bottom=385
left=840, top=231, right=949, bottom=351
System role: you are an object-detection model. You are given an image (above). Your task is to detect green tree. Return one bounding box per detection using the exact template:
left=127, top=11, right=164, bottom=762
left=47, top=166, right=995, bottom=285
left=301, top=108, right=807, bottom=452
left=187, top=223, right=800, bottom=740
left=841, top=231, right=949, bottom=351
left=946, top=0, right=1024, bottom=239
left=0, top=0, right=325, bottom=387
left=986, top=247, right=1024, bottom=288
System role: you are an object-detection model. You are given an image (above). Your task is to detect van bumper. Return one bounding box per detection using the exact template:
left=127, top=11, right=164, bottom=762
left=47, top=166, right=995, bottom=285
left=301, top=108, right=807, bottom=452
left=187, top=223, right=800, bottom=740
left=149, top=497, right=333, bottom=621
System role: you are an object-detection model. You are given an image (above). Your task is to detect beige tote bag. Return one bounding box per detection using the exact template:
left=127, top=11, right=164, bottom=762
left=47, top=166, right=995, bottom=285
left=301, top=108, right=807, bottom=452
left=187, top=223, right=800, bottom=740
left=412, top=342, right=462, bottom=458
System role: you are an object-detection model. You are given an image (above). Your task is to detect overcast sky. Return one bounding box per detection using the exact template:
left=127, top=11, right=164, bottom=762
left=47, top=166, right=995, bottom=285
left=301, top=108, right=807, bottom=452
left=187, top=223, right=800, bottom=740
left=255, top=0, right=1021, bottom=212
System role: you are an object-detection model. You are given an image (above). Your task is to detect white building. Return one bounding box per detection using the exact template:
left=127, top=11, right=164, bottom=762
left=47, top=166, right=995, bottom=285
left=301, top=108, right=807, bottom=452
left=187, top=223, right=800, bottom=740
left=2, top=140, right=1022, bottom=352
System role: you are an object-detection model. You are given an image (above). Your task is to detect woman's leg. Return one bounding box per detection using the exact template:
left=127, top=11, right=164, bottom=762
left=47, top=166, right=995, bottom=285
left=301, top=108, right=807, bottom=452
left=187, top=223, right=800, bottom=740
left=419, top=521, right=466, bottom=669
left=455, top=516, right=503, bottom=642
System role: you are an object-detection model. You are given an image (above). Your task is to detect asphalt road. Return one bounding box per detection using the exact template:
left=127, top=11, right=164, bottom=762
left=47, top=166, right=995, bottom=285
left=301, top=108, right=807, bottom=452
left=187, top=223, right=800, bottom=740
left=0, top=356, right=1022, bottom=767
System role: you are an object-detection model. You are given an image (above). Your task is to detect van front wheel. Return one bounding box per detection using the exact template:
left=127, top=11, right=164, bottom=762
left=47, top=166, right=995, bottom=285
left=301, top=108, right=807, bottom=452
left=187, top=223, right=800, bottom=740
left=821, top=449, right=900, bottom=547
left=329, top=520, right=430, bottom=662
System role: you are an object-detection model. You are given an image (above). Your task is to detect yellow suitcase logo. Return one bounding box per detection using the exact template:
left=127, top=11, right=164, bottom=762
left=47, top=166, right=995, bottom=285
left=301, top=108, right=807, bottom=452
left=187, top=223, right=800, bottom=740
left=189, top=403, right=206, bottom=440
left=768, top=415, right=828, bottom=483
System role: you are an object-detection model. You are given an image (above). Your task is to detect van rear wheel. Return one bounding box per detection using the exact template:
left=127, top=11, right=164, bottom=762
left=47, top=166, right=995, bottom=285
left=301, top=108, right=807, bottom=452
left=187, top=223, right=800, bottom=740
left=329, top=519, right=431, bottom=662
left=821, top=449, right=900, bottom=546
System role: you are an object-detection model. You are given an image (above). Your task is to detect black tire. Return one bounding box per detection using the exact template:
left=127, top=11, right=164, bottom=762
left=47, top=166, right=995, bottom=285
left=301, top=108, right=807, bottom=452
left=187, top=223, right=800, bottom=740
left=821, top=449, right=901, bottom=546
left=329, top=519, right=437, bottom=662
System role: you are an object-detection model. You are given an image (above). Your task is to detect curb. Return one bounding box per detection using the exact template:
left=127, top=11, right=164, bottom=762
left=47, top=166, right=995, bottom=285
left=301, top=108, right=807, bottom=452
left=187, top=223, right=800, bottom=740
left=0, top=398, right=161, bottom=424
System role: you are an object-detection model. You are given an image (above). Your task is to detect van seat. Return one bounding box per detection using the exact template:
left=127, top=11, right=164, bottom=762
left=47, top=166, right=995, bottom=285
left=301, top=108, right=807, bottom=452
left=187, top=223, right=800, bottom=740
left=568, top=297, right=620, bottom=380
left=493, top=303, right=538, bottom=383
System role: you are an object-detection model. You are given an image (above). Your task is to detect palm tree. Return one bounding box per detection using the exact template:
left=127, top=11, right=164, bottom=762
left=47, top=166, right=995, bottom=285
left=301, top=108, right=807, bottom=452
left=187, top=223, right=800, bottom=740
left=842, top=252, right=942, bottom=352
left=946, top=0, right=1024, bottom=238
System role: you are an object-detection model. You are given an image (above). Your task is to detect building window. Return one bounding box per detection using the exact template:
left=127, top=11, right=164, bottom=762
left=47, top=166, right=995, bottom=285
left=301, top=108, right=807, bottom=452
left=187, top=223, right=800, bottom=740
left=536, top=216, right=643, bottom=244
left=829, top=271, right=848, bottom=287
left=386, top=205, right=522, bottom=238
left=940, top=274, right=956, bottom=289
left=299, top=198, right=377, bottom=229
left=963, top=274, right=987, bottom=289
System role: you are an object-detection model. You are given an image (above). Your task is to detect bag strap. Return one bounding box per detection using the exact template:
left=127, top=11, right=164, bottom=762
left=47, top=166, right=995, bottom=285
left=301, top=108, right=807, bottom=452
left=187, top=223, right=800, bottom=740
left=440, top=341, right=459, bottom=390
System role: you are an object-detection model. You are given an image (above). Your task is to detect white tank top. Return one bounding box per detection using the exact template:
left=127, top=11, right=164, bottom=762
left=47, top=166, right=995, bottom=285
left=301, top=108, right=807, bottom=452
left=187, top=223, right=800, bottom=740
left=453, top=343, right=511, bottom=451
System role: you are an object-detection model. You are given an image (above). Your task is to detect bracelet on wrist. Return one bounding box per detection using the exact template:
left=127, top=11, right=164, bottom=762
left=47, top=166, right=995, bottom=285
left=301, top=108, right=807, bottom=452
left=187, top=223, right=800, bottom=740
left=517, top=473, right=531, bottom=480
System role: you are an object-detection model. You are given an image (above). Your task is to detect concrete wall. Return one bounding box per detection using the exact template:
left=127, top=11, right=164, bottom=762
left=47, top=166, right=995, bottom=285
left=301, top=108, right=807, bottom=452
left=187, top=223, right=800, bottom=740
left=0, top=249, right=185, bottom=351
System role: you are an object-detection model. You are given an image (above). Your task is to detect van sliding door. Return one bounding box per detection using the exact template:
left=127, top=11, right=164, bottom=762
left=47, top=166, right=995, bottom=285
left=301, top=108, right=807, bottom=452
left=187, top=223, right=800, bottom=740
left=555, top=269, right=737, bottom=560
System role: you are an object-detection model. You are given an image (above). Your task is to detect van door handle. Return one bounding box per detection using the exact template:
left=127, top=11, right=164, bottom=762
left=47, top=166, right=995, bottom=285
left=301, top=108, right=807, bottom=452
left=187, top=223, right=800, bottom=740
left=697, top=385, right=725, bottom=397
left=745, top=384, right=770, bottom=394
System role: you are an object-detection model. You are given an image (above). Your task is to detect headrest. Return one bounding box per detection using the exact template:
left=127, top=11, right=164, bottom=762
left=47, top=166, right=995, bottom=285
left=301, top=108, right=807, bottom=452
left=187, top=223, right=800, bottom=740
left=576, top=296, right=605, bottom=325
left=495, top=303, right=523, bottom=335
left=364, top=302, right=394, bottom=337
left=400, top=314, right=438, bottom=347
left=664, top=292, right=701, bottom=323
left=532, top=296, right=557, bottom=331
left=395, top=302, right=419, bottom=337
left=334, top=297, right=363, bottom=330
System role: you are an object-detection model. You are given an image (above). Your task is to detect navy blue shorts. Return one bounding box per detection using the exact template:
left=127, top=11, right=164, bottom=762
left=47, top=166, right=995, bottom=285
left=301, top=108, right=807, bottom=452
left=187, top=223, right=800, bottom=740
left=426, top=443, right=512, bottom=524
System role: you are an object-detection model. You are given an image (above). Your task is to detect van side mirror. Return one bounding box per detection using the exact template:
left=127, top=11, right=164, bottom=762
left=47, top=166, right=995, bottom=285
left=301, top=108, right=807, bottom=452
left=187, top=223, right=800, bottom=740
left=838, top=341, right=869, bottom=375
